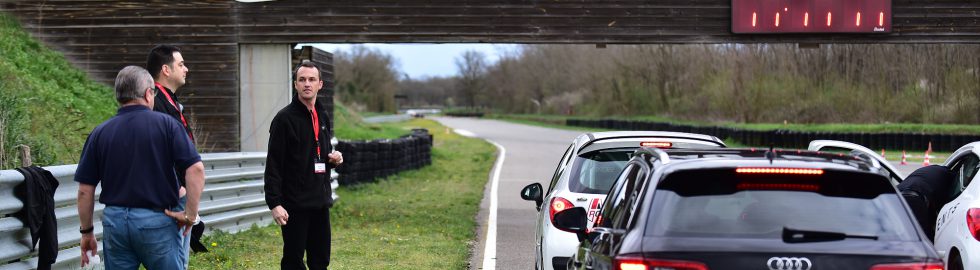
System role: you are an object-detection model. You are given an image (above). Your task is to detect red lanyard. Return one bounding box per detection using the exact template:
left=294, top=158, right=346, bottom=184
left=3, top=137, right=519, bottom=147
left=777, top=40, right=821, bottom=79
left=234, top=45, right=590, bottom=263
left=310, top=109, right=321, bottom=159
left=155, top=83, right=194, bottom=142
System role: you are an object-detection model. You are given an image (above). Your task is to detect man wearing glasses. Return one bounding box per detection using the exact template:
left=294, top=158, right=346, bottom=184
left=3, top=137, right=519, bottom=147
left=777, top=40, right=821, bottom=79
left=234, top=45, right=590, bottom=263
left=75, top=66, right=204, bottom=269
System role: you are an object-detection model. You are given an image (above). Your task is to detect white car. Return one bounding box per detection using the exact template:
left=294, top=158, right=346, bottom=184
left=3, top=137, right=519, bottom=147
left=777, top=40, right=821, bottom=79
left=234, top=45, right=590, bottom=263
left=809, top=140, right=980, bottom=270
left=519, top=131, right=725, bottom=270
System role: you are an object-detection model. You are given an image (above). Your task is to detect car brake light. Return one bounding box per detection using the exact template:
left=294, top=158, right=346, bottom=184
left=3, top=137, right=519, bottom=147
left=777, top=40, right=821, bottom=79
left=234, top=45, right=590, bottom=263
left=968, top=208, right=980, bottom=241
left=613, top=256, right=707, bottom=270
left=640, top=141, right=672, bottom=148
left=736, top=183, right=820, bottom=192
left=736, top=167, right=824, bottom=175
left=869, top=262, right=943, bottom=270
left=549, top=197, right=574, bottom=222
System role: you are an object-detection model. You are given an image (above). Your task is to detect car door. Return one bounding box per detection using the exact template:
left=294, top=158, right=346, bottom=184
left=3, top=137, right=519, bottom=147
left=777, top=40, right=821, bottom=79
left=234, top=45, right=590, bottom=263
left=808, top=140, right=905, bottom=185
left=935, top=150, right=980, bottom=253
left=538, top=143, right=574, bottom=268
left=589, top=161, right=649, bottom=270
left=569, top=163, right=637, bottom=270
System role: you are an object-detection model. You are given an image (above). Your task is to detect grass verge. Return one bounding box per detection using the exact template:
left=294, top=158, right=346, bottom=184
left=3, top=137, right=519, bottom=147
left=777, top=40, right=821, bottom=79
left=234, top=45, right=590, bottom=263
left=333, top=102, right=409, bottom=140
left=495, top=114, right=980, bottom=135
left=495, top=115, right=950, bottom=163
left=189, top=118, right=496, bottom=269
left=0, top=12, right=115, bottom=168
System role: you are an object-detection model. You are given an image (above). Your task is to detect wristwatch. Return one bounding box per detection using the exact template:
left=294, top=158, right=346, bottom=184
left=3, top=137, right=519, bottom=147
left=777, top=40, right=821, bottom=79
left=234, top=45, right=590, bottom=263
left=79, top=226, right=94, bottom=234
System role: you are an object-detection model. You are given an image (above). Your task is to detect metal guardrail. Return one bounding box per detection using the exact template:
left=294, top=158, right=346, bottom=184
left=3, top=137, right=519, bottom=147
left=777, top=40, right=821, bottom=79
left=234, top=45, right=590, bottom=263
left=0, top=151, right=339, bottom=270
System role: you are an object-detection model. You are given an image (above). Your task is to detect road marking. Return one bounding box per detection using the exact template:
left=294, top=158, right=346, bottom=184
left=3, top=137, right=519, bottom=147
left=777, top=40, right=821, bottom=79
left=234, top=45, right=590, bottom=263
left=483, top=140, right=505, bottom=270
left=454, top=129, right=477, bottom=138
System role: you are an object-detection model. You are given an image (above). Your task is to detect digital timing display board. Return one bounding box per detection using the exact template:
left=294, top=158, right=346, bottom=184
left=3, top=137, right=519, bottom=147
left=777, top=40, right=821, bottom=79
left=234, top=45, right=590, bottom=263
left=732, top=0, right=891, bottom=34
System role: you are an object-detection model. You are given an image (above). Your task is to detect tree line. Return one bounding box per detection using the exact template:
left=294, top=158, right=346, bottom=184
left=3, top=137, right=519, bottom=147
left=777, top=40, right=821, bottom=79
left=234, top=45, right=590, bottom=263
left=332, top=44, right=980, bottom=124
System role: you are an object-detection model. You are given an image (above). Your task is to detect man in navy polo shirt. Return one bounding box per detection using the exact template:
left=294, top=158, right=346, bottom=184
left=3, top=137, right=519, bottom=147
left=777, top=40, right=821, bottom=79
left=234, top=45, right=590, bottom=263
left=75, top=66, right=205, bottom=270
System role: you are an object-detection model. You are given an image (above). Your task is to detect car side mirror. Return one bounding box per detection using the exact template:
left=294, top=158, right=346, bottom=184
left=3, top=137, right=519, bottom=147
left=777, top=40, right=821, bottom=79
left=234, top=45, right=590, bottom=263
left=553, top=207, right=588, bottom=241
left=521, top=183, right=544, bottom=209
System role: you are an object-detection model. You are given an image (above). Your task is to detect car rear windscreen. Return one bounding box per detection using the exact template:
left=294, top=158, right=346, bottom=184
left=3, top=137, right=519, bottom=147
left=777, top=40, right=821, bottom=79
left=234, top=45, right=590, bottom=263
left=567, top=148, right=634, bottom=194
left=646, top=169, right=920, bottom=241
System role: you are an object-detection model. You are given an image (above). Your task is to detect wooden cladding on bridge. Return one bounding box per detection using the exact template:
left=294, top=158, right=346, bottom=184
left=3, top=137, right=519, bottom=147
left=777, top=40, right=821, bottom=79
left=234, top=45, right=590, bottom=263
left=2, top=0, right=978, bottom=150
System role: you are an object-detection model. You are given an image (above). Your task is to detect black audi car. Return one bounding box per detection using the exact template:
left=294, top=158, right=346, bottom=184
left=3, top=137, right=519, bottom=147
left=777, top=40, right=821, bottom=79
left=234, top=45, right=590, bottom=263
left=556, top=148, right=944, bottom=270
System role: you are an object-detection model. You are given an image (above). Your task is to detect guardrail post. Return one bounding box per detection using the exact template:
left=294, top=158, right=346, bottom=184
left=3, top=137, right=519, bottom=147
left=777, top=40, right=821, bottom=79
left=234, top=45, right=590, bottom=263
left=17, top=144, right=31, bottom=167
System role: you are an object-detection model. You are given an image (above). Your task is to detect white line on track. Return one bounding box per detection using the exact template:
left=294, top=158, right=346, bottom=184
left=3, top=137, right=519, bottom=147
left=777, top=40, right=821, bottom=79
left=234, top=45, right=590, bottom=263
left=453, top=129, right=477, bottom=138
left=483, top=140, right=505, bottom=270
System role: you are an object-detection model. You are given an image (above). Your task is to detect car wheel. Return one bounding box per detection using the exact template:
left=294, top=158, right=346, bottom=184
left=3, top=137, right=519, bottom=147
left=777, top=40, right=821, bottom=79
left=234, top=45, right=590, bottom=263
left=949, top=252, right=964, bottom=270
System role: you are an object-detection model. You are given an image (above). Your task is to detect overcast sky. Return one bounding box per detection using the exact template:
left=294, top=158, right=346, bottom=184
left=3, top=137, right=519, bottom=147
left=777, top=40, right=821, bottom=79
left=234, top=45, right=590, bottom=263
left=301, top=43, right=520, bottom=79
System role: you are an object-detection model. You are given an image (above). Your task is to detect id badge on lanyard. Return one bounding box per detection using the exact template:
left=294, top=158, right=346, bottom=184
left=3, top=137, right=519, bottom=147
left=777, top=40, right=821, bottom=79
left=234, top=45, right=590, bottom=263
left=311, top=109, right=327, bottom=174
left=314, top=160, right=327, bottom=174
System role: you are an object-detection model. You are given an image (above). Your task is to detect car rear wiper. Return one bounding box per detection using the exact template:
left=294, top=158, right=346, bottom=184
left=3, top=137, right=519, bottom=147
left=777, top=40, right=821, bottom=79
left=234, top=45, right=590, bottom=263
left=782, top=227, right=879, bottom=243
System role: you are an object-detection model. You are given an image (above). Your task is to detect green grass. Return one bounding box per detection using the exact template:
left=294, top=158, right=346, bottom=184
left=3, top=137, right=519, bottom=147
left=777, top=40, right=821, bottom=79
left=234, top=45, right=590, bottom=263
left=0, top=12, right=116, bottom=168
left=333, top=102, right=410, bottom=140
left=490, top=114, right=613, bottom=133
left=496, top=115, right=951, bottom=163
left=497, top=114, right=980, bottom=135
left=629, top=115, right=980, bottom=134
left=190, top=118, right=496, bottom=269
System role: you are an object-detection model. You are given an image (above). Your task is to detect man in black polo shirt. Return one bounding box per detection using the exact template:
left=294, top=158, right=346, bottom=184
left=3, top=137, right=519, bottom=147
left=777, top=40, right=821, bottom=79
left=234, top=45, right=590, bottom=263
left=75, top=66, right=205, bottom=269
left=265, top=60, right=343, bottom=270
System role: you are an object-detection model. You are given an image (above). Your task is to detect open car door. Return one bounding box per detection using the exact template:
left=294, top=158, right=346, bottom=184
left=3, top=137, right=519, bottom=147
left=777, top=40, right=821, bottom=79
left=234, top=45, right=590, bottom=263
left=808, top=140, right=906, bottom=185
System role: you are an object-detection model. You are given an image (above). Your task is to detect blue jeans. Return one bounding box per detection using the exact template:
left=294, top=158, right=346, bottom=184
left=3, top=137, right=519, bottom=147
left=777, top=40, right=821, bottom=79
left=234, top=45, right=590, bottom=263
left=173, top=196, right=191, bottom=268
left=101, top=206, right=183, bottom=270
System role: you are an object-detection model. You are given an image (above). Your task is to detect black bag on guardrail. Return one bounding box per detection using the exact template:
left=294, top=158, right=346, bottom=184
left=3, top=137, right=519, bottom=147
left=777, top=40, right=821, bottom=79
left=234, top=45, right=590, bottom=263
left=14, top=166, right=59, bottom=270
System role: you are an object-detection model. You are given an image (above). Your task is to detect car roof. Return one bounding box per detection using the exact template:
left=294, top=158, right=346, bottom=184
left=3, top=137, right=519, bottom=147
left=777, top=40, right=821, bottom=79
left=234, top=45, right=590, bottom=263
left=573, top=131, right=725, bottom=153
left=651, top=148, right=879, bottom=176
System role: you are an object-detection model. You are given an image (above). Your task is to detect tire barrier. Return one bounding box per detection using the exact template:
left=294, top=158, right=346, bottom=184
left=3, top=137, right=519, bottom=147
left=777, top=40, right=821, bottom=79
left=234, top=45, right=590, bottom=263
left=334, top=129, right=433, bottom=185
left=567, top=119, right=980, bottom=152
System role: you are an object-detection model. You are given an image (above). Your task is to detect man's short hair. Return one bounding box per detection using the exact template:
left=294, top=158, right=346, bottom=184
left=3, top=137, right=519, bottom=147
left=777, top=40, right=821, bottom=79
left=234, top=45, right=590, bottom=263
left=115, top=66, right=155, bottom=104
left=146, top=45, right=181, bottom=79
left=293, top=60, right=321, bottom=81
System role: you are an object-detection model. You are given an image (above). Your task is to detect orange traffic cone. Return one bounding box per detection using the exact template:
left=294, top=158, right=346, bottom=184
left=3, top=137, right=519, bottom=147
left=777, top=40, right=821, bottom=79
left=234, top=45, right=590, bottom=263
left=881, top=149, right=885, bottom=158
left=923, top=142, right=932, bottom=166
left=900, top=150, right=908, bottom=165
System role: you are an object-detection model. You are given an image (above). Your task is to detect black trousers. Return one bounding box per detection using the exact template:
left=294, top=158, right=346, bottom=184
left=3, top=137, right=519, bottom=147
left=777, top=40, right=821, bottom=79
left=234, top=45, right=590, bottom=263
left=280, top=206, right=331, bottom=270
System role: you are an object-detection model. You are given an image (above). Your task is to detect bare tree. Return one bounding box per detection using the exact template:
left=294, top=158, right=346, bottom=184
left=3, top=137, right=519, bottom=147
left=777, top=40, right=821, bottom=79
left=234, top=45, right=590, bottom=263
left=455, top=50, right=487, bottom=108
left=334, top=45, right=400, bottom=113
left=401, top=44, right=980, bottom=125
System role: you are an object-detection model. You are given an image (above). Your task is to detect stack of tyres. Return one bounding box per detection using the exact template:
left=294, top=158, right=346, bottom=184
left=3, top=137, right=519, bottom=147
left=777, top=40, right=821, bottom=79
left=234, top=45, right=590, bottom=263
left=334, top=129, right=435, bottom=186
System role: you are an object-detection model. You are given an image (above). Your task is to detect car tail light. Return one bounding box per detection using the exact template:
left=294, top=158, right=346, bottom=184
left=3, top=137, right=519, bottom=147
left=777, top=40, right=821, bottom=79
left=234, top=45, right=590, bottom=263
left=869, top=262, right=943, bottom=270
left=640, top=141, right=672, bottom=148
left=968, top=208, right=980, bottom=241
left=613, top=256, right=707, bottom=270
left=549, top=197, right=574, bottom=222
left=736, top=183, right=820, bottom=192
left=736, top=167, right=824, bottom=175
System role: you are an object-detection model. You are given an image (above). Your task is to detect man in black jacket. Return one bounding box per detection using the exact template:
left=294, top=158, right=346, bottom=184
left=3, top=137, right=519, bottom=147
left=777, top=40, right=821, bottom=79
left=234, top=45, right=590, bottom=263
left=265, top=60, right=343, bottom=270
left=897, top=164, right=955, bottom=240
left=147, top=44, right=205, bottom=264
left=147, top=45, right=194, bottom=140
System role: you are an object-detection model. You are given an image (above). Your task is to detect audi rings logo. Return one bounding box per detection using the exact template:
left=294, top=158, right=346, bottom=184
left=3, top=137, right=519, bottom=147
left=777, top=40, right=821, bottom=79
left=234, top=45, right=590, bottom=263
left=767, top=257, right=812, bottom=270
